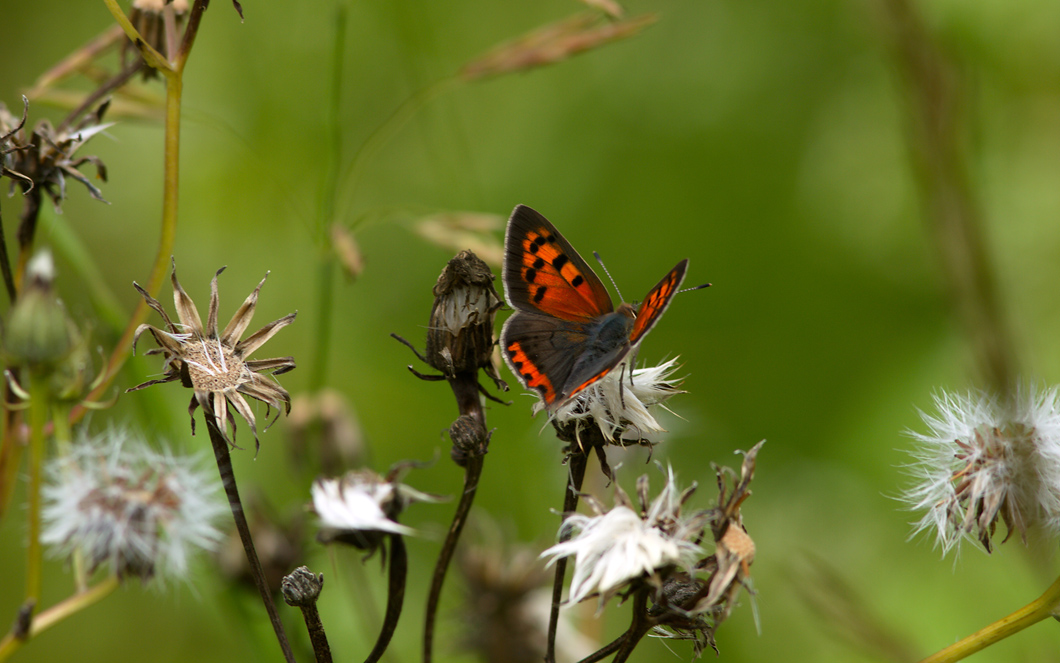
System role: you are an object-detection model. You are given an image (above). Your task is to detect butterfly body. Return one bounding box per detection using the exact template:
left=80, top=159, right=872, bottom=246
left=500, top=205, right=687, bottom=410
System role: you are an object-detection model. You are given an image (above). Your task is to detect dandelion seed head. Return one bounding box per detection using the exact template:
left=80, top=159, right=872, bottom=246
left=42, top=427, right=225, bottom=582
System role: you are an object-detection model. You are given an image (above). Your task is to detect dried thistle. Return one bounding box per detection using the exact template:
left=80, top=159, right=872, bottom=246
left=903, top=387, right=1060, bottom=554
left=129, top=260, right=296, bottom=450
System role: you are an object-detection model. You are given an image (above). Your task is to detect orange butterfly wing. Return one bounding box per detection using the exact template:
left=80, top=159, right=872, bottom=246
left=630, top=259, right=687, bottom=344
left=500, top=205, right=689, bottom=410
left=502, top=205, right=612, bottom=321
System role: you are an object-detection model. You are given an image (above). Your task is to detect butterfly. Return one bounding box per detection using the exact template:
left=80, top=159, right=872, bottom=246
left=500, top=204, right=690, bottom=411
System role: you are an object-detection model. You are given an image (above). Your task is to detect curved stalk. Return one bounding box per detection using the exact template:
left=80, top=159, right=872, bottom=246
left=918, top=575, right=1060, bottom=663
left=364, top=534, right=408, bottom=663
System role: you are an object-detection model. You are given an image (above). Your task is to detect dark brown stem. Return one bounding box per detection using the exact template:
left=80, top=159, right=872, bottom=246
left=423, top=447, right=484, bottom=663
left=0, top=200, right=15, bottom=305
left=206, top=418, right=296, bottom=663
left=609, top=587, right=653, bottom=663
left=423, top=372, right=489, bottom=663
left=175, top=0, right=210, bottom=68
left=365, top=534, right=408, bottom=663
left=545, top=448, right=590, bottom=663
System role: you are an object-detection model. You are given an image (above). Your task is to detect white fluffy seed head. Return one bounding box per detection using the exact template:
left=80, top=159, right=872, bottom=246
left=42, top=427, right=225, bottom=582
left=903, top=386, right=1060, bottom=555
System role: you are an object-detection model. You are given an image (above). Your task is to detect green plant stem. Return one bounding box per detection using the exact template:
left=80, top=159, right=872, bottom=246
left=74, top=2, right=188, bottom=423
left=49, top=403, right=87, bottom=592
left=918, top=575, right=1060, bottom=663
left=0, top=576, right=119, bottom=661
left=24, top=375, right=49, bottom=608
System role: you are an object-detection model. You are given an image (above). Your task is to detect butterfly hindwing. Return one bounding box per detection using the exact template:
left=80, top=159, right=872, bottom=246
left=500, top=312, right=593, bottom=407
left=630, top=259, right=688, bottom=344
left=503, top=205, right=613, bottom=322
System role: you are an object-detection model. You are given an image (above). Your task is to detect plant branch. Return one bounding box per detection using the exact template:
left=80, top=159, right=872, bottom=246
left=918, top=574, right=1060, bottom=663
left=206, top=418, right=296, bottom=663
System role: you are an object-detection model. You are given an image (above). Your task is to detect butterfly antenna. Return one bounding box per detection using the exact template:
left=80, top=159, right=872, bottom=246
left=593, top=251, right=624, bottom=300
left=679, top=282, right=712, bottom=294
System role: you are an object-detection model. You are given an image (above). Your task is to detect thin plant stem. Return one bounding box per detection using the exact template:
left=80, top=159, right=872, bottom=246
left=49, top=402, right=87, bottom=592
left=423, top=452, right=484, bottom=663
left=365, top=534, right=408, bottom=663
left=24, top=374, right=49, bottom=608
left=918, top=575, right=1060, bottom=663
left=74, top=0, right=200, bottom=422
left=205, top=418, right=296, bottom=663
left=545, top=450, right=589, bottom=663
left=610, top=587, right=652, bottom=663
left=0, top=575, right=119, bottom=661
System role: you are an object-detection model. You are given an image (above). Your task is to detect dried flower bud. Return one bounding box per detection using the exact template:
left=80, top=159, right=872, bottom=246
left=425, top=250, right=503, bottom=379
left=282, top=566, right=324, bottom=607
left=4, top=251, right=75, bottom=370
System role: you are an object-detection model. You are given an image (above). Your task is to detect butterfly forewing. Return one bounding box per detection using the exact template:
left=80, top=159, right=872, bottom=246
left=503, top=205, right=613, bottom=322
left=630, top=259, right=688, bottom=344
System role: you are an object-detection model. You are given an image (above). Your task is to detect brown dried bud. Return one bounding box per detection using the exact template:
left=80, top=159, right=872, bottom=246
left=281, top=566, right=324, bottom=607
left=449, top=414, right=488, bottom=467
left=425, top=250, right=503, bottom=379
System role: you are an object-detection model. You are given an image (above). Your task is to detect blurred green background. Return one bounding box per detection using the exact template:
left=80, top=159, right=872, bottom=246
left=3, top=0, right=1060, bottom=661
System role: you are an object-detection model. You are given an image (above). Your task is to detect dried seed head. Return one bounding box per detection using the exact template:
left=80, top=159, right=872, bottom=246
left=425, top=250, right=503, bottom=378
left=650, top=441, right=763, bottom=658
left=312, top=466, right=443, bottom=553
left=546, top=357, right=684, bottom=447
left=460, top=13, right=657, bottom=82
left=129, top=260, right=296, bottom=450
left=541, top=465, right=708, bottom=609
left=903, top=387, right=1060, bottom=555
left=41, top=427, right=225, bottom=582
